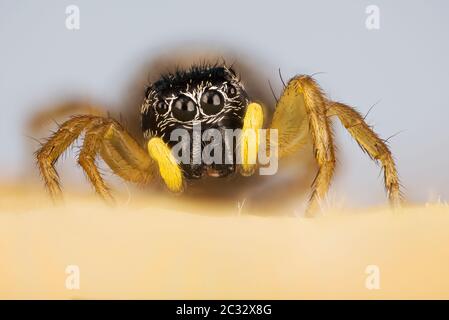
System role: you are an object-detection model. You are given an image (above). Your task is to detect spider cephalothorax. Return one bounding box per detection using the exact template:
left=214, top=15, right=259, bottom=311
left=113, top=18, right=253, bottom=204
left=141, top=65, right=249, bottom=178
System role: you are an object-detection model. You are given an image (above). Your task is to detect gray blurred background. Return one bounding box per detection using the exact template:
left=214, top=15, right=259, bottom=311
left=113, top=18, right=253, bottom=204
left=0, top=0, right=448, bottom=206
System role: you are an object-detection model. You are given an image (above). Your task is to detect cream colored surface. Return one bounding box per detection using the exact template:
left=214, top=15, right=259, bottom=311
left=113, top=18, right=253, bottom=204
left=1, top=185, right=448, bottom=299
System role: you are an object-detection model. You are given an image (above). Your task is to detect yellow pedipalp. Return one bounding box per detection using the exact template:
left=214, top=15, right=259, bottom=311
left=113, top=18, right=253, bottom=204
left=240, top=102, right=264, bottom=176
left=147, top=137, right=183, bottom=192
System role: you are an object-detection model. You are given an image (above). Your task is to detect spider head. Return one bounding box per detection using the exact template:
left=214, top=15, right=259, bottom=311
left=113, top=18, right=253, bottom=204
left=141, top=64, right=250, bottom=179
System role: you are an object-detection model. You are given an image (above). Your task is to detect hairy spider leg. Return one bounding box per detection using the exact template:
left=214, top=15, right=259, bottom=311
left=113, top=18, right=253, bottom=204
left=326, top=102, right=402, bottom=207
left=36, top=115, right=182, bottom=203
left=269, top=75, right=401, bottom=216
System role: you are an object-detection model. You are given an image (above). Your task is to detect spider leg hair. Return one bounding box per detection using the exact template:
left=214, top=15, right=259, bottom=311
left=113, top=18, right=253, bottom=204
left=36, top=116, right=93, bottom=201
left=36, top=115, right=182, bottom=203
left=271, top=74, right=403, bottom=215
left=78, top=120, right=115, bottom=203
left=326, top=101, right=403, bottom=207
left=270, top=75, right=336, bottom=216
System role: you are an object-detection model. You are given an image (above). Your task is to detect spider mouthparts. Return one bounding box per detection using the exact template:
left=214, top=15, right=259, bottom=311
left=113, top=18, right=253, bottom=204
left=206, top=167, right=223, bottom=178
left=203, top=164, right=236, bottom=178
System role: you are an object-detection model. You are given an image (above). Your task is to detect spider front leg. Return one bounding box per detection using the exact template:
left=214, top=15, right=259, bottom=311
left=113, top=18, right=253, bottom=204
left=36, top=115, right=93, bottom=201
left=270, top=75, right=402, bottom=216
left=270, top=75, right=336, bottom=215
left=78, top=120, right=116, bottom=203
left=36, top=115, right=183, bottom=203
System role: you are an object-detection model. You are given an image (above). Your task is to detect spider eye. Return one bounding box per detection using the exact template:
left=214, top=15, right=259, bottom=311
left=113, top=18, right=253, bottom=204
left=172, top=96, right=197, bottom=121
left=226, top=84, right=238, bottom=97
left=155, top=100, right=168, bottom=114
left=201, top=90, right=224, bottom=115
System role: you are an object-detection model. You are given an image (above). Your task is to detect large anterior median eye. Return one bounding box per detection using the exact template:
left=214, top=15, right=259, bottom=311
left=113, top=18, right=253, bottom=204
left=201, top=90, right=224, bottom=115
left=172, top=96, right=197, bottom=121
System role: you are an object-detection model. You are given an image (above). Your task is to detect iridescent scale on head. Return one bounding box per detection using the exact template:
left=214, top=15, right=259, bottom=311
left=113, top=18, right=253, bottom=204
left=141, top=63, right=249, bottom=140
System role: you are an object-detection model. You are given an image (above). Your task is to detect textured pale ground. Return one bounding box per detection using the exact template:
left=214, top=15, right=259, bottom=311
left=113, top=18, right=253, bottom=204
left=1, top=185, right=449, bottom=299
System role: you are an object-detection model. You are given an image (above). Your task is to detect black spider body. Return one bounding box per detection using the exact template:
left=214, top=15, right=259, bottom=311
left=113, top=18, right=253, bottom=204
left=141, top=65, right=250, bottom=179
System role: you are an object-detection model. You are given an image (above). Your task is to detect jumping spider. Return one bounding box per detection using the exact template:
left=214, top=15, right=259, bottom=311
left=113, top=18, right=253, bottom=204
left=35, top=61, right=402, bottom=215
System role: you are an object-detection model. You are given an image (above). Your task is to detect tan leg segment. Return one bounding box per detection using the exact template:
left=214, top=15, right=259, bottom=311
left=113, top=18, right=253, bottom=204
left=273, top=75, right=336, bottom=216
left=78, top=122, right=115, bottom=203
left=100, top=121, right=155, bottom=185
left=327, top=102, right=402, bottom=207
left=36, top=116, right=94, bottom=201
left=36, top=115, right=155, bottom=203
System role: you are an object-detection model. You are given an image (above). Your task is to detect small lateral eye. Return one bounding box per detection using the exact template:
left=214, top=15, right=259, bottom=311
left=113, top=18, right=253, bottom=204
left=172, top=96, right=197, bottom=121
left=155, top=100, right=168, bottom=114
left=201, top=90, right=224, bottom=115
left=226, top=84, right=238, bottom=97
